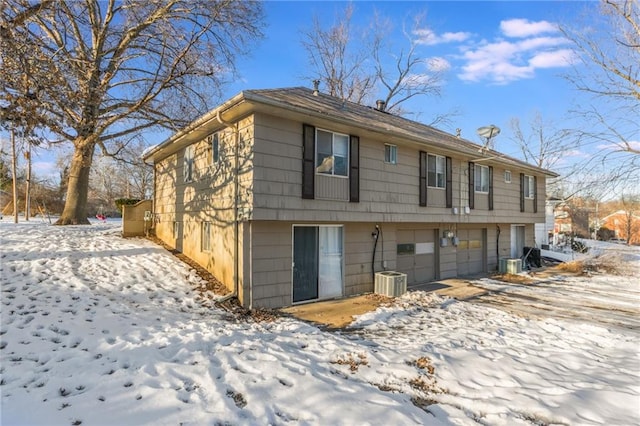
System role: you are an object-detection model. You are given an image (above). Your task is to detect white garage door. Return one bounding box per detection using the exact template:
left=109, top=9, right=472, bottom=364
left=456, top=229, right=486, bottom=276
left=396, top=229, right=437, bottom=285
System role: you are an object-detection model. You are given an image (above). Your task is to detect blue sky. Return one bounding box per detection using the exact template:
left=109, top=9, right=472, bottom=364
left=222, top=1, right=587, bottom=159
left=9, top=1, right=618, bottom=183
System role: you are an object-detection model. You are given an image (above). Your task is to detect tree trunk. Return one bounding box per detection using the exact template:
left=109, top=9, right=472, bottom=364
left=11, top=129, right=18, bottom=224
left=25, top=146, right=31, bottom=221
left=55, top=140, right=96, bottom=225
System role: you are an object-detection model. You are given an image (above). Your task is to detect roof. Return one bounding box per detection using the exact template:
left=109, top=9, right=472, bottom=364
left=144, top=86, right=558, bottom=177
left=601, top=210, right=640, bottom=221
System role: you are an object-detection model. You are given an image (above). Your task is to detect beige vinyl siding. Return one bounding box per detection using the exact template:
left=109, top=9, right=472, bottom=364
left=249, top=221, right=397, bottom=309
left=251, top=112, right=546, bottom=225
left=152, top=116, right=255, bottom=295
left=344, top=223, right=397, bottom=296
left=249, top=221, right=293, bottom=309
left=248, top=220, right=525, bottom=308
left=315, top=174, right=349, bottom=201
left=474, top=193, right=489, bottom=210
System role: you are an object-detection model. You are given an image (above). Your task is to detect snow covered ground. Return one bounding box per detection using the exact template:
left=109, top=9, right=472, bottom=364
left=1, top=219, right=639, bottom=425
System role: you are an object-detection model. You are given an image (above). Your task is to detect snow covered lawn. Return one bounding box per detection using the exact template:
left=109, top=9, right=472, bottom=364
left=1, top=220, right=639, bottom=425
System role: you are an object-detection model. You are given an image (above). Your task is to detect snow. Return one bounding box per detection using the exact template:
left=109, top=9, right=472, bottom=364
left=1, top=218, right=639, bottom=425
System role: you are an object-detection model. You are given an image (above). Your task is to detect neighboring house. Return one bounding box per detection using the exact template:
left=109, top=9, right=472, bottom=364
left=143, top=87, right=557, bottom=309
left=537, top=197, right=563, bottom=247
left=553, top=204, right=590, bottom=239
left=600, top=210, right=640, bottom=244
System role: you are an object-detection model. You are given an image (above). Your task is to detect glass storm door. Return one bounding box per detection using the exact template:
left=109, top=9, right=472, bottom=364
left=293, top=227, right=319, bottom=303
left=293, top=226, right=344, bottom=303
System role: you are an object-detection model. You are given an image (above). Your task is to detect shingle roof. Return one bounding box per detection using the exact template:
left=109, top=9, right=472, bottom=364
left=145, top=86, right=558, bottom=177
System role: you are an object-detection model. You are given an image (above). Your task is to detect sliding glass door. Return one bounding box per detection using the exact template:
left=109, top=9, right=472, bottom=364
left=292, top=225, right=343, bottom=303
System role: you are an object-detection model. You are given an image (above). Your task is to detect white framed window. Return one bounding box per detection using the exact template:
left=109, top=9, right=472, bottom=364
left=201, top=222, right=211, bottom=252
left=427, top=154, right=445, bottom=188
left=504, top=170, right=512, bottom=183
left=183, top=145, right=194, bottom=182
left=316, top=129, right=349, bottom=177
left=384, top=144, right=397, bottom=164
left=474, top=164, right=490, bottom=193
left=209, top=132, right=220, bottom=165
left=524, top=175, right=535, bottom=199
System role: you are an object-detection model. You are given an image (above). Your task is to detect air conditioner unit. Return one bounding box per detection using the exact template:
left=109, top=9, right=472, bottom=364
left=499, top=258, right=522, bottom=274
left=374, top=271, right=407, bottom=297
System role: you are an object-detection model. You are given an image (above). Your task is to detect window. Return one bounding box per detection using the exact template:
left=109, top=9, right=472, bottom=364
left=474, top=164, right=490, bottom=193
left=183, top=145, right=194, bottom=182
left=201, top=222, right=211, bottom=252
left=210, top=133, right=220, bottom=164
left=504, top=170, right=512, bottom=183
left=524, top=175, right=535, bottom=198
left=384, top=144, right=397, bottom=164
left=427, top=154, right=445, bottom=188
left=397, top=243, right=415, bottom=255
left=316, top=129, right=349, bottom=177
left=173, top=221, right=180, bottom=239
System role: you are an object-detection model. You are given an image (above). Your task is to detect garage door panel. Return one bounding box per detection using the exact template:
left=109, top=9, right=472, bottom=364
left=396, top=229, right=436, bottom=285
left=396, top=255, right=415, bottom=284
left=456, top=228, right=485, bottom=276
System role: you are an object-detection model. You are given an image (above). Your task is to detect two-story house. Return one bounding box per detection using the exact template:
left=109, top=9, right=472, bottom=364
left=143, top=87, right=557, bottom=309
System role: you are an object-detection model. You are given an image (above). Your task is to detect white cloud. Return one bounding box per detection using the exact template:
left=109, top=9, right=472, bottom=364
left=33, top=161, right=58, bottom=181
left=500, top=18, right=558, bottom=38
left=414, top=28, right=472, bottom=46
left=458, top=35, right=573, bottom=83
left=529, top=49, right=577, bottom=68
left=410, top=18, right=570, bottom=84
left=427, top=56, right=451, bottom=72
left=597, top=140, right=640, bottom=151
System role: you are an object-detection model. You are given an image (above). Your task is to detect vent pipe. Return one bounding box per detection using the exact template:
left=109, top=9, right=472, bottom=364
left=375, top=99, right=386, bottom=111
left=312, top=80, right=320, bottom=96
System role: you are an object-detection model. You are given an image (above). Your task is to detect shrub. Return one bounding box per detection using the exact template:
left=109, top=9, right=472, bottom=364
left=114, top=198, right=141, bottom=213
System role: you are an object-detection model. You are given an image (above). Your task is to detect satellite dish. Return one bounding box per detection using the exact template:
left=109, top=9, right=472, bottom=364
left=476, top=125, right=500, bottom=152
left=477, top=125, right=500, bottom=139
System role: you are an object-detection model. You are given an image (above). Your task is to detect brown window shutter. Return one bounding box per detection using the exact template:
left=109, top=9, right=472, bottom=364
left=446, top=156, right=453, bottom=208
left=520, top=173, right=525, bottom=212
left=349, top=135, right=359, bottom=202
left=302, top=124, right=315, bottom=199
left=468, top=162, right=475, bottom=210
left=533, top=175, right=538, bottom=213
left=419, top=151, right=427, bottom=206
left=488, top=166, right=494, bottom=211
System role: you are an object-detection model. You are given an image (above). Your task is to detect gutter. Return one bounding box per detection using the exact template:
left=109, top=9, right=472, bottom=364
left=143, top=92, right=246, bottom=161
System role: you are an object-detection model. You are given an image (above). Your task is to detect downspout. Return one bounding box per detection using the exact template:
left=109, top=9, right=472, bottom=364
left=371, top=225, right=380, bottom=280
left=215, top=109, right=240, bottom=304
left=496, top=225, right=501, bottom=269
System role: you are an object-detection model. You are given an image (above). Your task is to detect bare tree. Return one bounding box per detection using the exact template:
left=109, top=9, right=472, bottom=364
left=117, top=137, right=154, bottom=200
left=561, top=0, right=639, bottom=193
left=372, top=13, right=448, bottom=119
left=563, top=1, right=639, bottom=106
left=301, top=5, right=449, bottom=123
left=1, top=0, right=263, bottom=224
left=301, top=4, right=375, bottom=105
left=508, top=112, right=575, bottom=170
left=619, top=194, right=640, bottom=244
left=89, top=136, right=153, bottom=209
